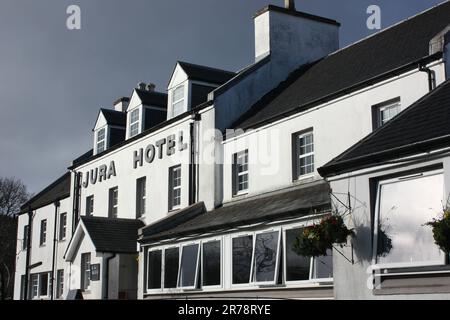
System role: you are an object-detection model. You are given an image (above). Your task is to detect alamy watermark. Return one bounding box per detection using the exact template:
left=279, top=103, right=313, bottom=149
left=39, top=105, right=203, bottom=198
left=66, top=5, right=81, bottom=30
left=367, top=5, right=382, bottom=30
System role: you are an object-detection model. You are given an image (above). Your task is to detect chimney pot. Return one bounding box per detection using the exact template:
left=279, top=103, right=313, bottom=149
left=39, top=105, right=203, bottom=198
left=285, top=0, right=296, bottom=10
left=146, top=83, right=156, bottom=92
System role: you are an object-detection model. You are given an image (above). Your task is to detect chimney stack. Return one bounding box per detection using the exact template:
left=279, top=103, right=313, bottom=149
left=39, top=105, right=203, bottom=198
left=137, top=82, right=156, bottom=92
left=113, top=97, right=130, bottom=112
left=285, top=0, right=296, bottom=11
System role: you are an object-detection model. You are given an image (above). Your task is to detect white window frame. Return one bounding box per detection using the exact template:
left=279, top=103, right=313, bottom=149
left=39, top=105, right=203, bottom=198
left=31, top=272, right=50, bottom=300
left=251, top=228, right=282, bottom=286
left=40, top=219, right=47, bottom=246
left=146, top=248, right=163, bottom=293
left=377, top=101, right=401, bottom=128
left=234, top=150, right=249, bottom=196
left=230, top=232, right=255, bottom=288
left=171, top=85, right=185, bottom=118
left=296, top=131, right=315, bottom=179
left=81, top=253, right=91, bottom=291
left=371, top=169, right=447, bottom=270
left=30, top=274, right=39, bottom=299
left=96, top=127, right=107, bottom=154
left=201, top=238, right=223, bottom=290
left=283, top=223, right=333, bottom=285
left=169, top=165, right=182, bottom=211
left=177, top=241, right=201, bottom=290
left=59, top=212, right=67, bottom=241
left=129, top=108, right=141, bottom=138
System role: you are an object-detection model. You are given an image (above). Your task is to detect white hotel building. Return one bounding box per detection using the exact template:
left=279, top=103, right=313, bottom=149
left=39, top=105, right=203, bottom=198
left=13, top=1, right=450, bottom=300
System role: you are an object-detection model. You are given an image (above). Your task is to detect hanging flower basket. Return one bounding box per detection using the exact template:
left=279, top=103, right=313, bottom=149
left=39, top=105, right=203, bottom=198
left=293, top=215, right=355, bottom=257
left=426, top=210, right=450, bottom=255
left=376, top=228, right=393, bottom=258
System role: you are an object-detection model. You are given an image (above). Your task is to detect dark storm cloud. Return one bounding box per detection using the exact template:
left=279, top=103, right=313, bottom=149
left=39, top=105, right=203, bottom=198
left=0, top=0, right=445, bottom=194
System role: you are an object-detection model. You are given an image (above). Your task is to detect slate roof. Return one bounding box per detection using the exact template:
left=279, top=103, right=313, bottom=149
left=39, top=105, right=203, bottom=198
left=20, top=172, right=71, bottom=214
left=178, top=61, right=236, bottom=85
left=135, top=89, right=168, bottom=108
left=140, top=181, right=331, bottom=243
left=234, top=1, right=450, bottom=129
left=100, top=108, right=126, bottom=127
left=81, top=216, right=144, bottom=254
left=319, top=79, right=450, bottom=177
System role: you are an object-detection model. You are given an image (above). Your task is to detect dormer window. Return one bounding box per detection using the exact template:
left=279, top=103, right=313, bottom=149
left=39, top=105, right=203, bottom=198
left=96, top=128, right=106, bottom=154
left=172, top=85, right=185, bottom=117
left=129, top=108, right=140, bottom=138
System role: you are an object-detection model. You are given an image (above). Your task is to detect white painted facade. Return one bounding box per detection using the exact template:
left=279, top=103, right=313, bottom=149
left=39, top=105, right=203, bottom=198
left=13, top=2, right=450, bottom=300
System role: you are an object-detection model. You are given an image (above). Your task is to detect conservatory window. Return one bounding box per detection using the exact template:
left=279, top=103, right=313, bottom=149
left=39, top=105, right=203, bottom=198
left=164, top=247, right=179, bottom=289
left=202, top=240, right=221, bottom=287
left=178, top=243, right=200, bottom=289
left=232, top=235, right=254, bottom=285
left=147, top=250, right=162, bottom=290
left=252, top=230, right=281, bottom=284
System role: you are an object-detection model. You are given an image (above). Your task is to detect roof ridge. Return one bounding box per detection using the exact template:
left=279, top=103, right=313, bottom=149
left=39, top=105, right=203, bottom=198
left=177, top=60, right=236, bottom=75
left=328, top=0, right=450, bottom=58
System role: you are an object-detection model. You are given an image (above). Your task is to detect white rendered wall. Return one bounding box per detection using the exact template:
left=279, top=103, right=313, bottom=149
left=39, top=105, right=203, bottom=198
left=222, top=62, right=446, bottom=203
left=327, top=156, right=450, bottom=299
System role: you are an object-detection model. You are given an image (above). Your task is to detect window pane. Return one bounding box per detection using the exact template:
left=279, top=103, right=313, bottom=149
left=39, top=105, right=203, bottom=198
left=202, top=241, right=221, bottom=286
left=179, top=244, right=199, bottom=288
left=97, top=128, right=105, bottom=141
left=312, top=251, right=333, bottom=279
left=285, top=228, right=311, bottom=281
left=377, top=173, right=444, bottom=265
left=147, top=250, right=162, bottom=289
left=130, top=109, right=139, bottom=123
left=81, top=253, right=91, bottom=290
left=253, top=231, right=280, bottom=283
left=173, top=85, right=184, bottom=102
left=164, top=248, right=179, bottom=289
left=130, top=123, right=139, bottom=137
left=232, top=236, right=253, bottom=284
left=40, top=273, right=48, bottom=296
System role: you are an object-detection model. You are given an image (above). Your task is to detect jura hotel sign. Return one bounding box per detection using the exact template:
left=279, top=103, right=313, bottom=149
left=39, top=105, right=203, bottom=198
left=82, top=131, right=188, bottom=188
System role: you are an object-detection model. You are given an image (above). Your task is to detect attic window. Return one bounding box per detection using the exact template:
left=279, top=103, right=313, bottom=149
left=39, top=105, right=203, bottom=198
left=129, top=109, right=140, bottom=138
left=96, top=128, right=106, bottom=154
left=172, top=85, right=185, bottom=117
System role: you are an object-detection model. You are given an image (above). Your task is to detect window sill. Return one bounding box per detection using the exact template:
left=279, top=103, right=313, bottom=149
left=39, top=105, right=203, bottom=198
left=373, top=264, right=450, bottom=295
left=232, top=191, right=248, bottom=199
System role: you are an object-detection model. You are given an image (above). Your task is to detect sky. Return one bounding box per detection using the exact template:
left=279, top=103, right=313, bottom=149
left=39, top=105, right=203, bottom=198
left=0, top=0, right=446, bottom=194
